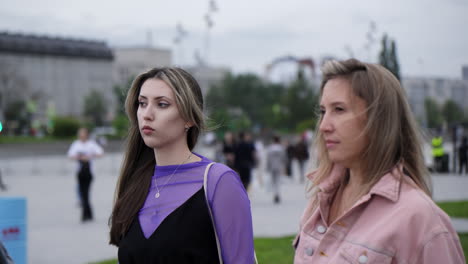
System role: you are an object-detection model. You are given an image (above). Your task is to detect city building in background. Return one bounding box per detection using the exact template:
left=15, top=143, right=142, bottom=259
left=185, top=64, right=229, bottom=95
left=0, top=32, right=114, bottom=127
left=112, top=46, right=172, bottom=85
left=112, top=46, right=228, bottom=97
left=462, top=65, right=468, bottom=81
left=402, top=73, right=468, bottom=126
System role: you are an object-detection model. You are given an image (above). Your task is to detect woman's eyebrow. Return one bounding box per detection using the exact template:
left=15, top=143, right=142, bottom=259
left=329, top=101, right=345, bottom=106
left=320, top=101, right=346, bottom=107
left=138, top=95, right=172, bottom=101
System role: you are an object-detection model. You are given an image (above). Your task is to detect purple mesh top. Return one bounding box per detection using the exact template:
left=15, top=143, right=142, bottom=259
left=138, top=153, right=254, bottom=263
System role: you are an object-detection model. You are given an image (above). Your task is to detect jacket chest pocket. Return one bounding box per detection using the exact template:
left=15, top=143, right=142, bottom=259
left=339, top=243, right=393, bottom=264
left=294, top=231, right=322, bottom=262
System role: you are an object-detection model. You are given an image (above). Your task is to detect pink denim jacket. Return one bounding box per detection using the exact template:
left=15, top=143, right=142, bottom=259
left=294, top=165, right=465, bottom=264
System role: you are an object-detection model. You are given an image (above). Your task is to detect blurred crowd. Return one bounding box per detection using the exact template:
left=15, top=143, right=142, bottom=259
left=212, top=130, right=311, bottom=204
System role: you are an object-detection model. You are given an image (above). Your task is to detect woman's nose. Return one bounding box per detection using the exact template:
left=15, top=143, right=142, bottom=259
left=319, top=114, right=332, bottom=133
left=142, top=106, right=154, bottom=121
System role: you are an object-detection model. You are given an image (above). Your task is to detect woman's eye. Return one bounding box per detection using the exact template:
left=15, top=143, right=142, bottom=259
left=158, top=102, right=170, bottom=108
left=335, top=107, right=344, bottom=112
left=138, top=101, right=147, bottom=107
left=319, top=109, right=326, bottom=115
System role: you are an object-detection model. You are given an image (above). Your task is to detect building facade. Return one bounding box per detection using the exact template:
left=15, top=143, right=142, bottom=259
left=184, top=64, right=230, bottom=95
left=463, top=65, right=468, bottom=81
left=112, top=46, right=229, bottom=99
left=402, top=77, right=468, bottom=126
left=113, top=47, right=172, bottom=85
left=0, top=32, right=114, bottom=126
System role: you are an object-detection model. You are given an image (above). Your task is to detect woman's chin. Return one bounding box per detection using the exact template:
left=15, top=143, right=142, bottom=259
left=142, top=138, right=160, bottom=149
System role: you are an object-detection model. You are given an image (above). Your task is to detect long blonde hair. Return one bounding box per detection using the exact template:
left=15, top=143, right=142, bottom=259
left=309, top=59, right=431, bottom=199
left=109, top=67, right=205, bottom=245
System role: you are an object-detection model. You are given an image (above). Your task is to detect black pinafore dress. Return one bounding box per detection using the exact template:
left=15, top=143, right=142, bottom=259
left=118, top=188, right=220, bottom=264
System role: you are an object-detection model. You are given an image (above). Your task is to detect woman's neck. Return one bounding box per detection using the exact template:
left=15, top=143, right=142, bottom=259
left=346, top=162, right=366, bottom=191
left=328, top=166, right=365, bottom=225
left=153, top=140, right=195, bottom=166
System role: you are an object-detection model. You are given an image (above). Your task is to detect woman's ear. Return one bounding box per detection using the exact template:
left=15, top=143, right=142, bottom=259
left=184, top=122, right=194, bottom=132
left=185, top=121, right=194, bottom=128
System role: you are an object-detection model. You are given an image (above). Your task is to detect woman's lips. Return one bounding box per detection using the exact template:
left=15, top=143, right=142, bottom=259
left=142, top=126, right=154, bottom=135
left=325, top=140, right=339, bottom=148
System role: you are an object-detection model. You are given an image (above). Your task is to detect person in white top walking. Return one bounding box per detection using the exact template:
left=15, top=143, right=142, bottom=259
left=266, top=135, right=287, bottom=204
left=67, top=127, right=104, bottom=222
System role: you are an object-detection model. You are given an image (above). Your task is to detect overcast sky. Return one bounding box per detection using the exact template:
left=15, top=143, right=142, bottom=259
left=1, top=0, right=467, bottom=79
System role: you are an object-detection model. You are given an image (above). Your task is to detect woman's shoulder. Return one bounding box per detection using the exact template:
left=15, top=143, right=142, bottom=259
left=396, top=180, right=453, bottom=233
left=363, top=179, right=461, bottom=262
left=205, top=161, right=240, bottom=186
left=209, top=162, right=238, bottom=179
left=205, top=162, right=245, bottom=200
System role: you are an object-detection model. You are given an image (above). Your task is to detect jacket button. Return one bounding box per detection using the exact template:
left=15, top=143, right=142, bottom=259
left=316, top=225, right=327, bottom=234
left=358, top=255, right=368, bottom=263
left=305, top=247, right=314, bottom=256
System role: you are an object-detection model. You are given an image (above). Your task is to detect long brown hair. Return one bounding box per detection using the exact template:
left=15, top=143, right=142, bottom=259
left=308, top=59, right=431, bottom=202
left=109, top=67, right=205, bottom=245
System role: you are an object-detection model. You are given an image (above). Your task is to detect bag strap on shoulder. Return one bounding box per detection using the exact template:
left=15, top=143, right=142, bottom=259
left=203, top=162, right=258, bottom=264
left=203, top=162, right=223, bottom=263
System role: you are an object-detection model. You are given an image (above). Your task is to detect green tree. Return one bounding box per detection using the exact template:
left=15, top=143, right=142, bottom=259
left=4, top=100, right=28, bottom=135
left=111, top=78, right=133, bottom=138
left=52, top=116, right=81, bottom=138
left=206, top=73, right=285, bottom=131
left=83, top=89, right=107, bottom=126
left=425, top=97, right=443, bottom=128
left=113, top=77, right=133, bottom=116
left=206, top=70, right=319, bottom=133
left=258, top=82, right=287, bottom=130
left=0, top=62, right=29, bottom=126
left=1, top=62, right=30, bottom=135
left=442, top=100, right=465, bottom=125
left=379, top=33, right=401, bottom=81
left=283, top=69, right=318, bottom=132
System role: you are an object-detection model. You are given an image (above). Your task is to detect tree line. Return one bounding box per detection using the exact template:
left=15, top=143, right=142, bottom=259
left=205, top=69, right=319, bottom=135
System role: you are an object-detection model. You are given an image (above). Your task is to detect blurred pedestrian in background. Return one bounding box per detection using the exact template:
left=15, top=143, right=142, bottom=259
left=108, top=67, right=255, bottom=263
left=285, top=140, right=295, bottom=179
left=459, top=135, right=468, bottom=175
left=0, top=169, right=7, bottom=191
left=431, top=130, right=446, bottom=172
left=222, top=131, right=236, bottom=169
left=294, top=134, right=310, bottom=183
left=266, top=135, right=286, bottom=204
left=235, top=131, right=257, bottom=192
left=67, top=127, right=104, bottom=222
left=294, top=59, right=465, bottom=263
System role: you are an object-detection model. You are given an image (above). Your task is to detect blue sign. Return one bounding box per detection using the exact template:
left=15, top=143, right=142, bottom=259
left=0, top=197, right=27, bottom=264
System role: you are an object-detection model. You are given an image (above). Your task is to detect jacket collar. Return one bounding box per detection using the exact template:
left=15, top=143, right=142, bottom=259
left=368, top=165, right=402, bottom=202
left=315, top=164, right=402, bottom=203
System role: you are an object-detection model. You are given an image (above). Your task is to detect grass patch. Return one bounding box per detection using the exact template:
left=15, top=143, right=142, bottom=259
left=254, top=235, right=294, bottom=264
left=437, top=200, right=468, bottom=218
left=90, top=260, right=117, bottom=264
left=460, top=233, right=468, bottom=263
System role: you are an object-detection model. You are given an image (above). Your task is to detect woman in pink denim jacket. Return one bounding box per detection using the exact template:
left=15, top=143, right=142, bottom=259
left=294, top=59, right=465, bottom=264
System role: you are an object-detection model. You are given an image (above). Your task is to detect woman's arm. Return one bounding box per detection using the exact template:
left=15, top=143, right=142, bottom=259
left=417, top=231, right=465, bottom=264
left=209, top=167, right=255, bottom=264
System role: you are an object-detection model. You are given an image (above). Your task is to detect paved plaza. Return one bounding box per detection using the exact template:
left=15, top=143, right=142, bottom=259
left=1, top=143, right=467, bottom=264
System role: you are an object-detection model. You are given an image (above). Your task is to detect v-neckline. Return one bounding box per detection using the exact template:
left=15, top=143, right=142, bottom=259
left=137, top=187, right=205, bottom=240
